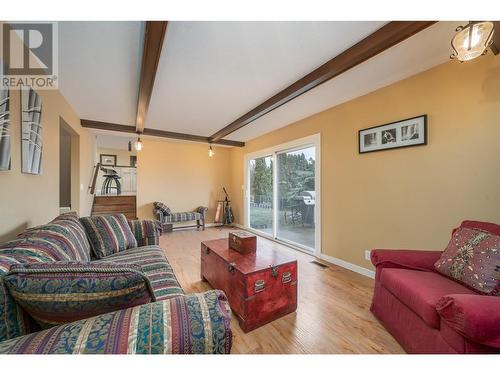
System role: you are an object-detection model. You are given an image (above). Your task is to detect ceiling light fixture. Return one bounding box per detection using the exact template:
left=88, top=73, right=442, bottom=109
left=451, top=21, right=495, bottom=62
left=134, top=133, right=143, bottom=151
left=208, top=144, right=214, bottom=157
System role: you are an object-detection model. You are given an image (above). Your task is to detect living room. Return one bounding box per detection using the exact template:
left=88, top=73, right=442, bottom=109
left=1, top=0, right=499, bottom=373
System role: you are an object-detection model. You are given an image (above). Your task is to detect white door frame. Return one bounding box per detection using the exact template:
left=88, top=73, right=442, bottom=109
left=243, top=133, right=321, bottom=256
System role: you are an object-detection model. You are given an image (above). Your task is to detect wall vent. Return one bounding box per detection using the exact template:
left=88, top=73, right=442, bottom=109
left=310, top=260, right=328, bottom=268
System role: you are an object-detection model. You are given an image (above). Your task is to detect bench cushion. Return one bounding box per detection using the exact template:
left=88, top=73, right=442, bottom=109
left=163, top=212, right=202, bottom=223
left=95, top=246, right=184, bottom=300
left=0, top=290, right=232, bottom=354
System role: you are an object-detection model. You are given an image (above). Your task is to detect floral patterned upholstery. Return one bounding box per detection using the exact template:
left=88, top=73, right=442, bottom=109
left=0, top=290, right=232, bottom=354
left=0, top=213, right=232, bottom=353
left=4, top=262, right=155, bottom=328
left=435, top=227, right=500, bottom=295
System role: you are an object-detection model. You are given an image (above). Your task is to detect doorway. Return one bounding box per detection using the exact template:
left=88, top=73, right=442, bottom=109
left=59, top=118, right=79, bottom=213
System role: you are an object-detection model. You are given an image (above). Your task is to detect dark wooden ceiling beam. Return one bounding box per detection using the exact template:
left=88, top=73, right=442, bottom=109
left=209, top=21, right=436, bottom=142
left=490, top=22, right=500, bottom=55
left=81, top=119, right=137, bottom=134
left=136, top=21, right=168, bottom=133
left=81, top=119, right=245, bottom=147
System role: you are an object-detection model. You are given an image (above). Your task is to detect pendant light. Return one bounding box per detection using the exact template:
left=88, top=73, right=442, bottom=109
left=450, top=21, right=495, bottom=62
left=134, top=133, right=143, bottom=151
left=208, top=144, right=214, bottom=157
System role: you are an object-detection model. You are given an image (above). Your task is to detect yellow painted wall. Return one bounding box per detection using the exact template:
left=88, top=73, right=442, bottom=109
left=230, top=55, right=500, bottom=270
left=0, top=22, right=96, bottom=241
left=0, top=89, right=96, bottom=241
left=136, top=139, right=232, bottom=223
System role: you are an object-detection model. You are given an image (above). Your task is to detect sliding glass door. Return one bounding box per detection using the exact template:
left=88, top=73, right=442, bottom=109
left=277, top=146, right=316, bottom=249
left=245, top=135, right=320, bottom=254
left=248, top=155, right=273, bottom=236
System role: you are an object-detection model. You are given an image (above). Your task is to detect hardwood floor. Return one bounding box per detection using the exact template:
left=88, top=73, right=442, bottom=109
left=160, top=227, right=404, bottom=354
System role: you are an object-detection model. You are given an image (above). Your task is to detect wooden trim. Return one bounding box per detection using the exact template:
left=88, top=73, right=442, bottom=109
left=209, top=21, right=436, bottom=142
left=136, top=21, right=168, bottom=133
left=88, top=163, right=101, bottom=195
left=80, top=119, right=245, bottom=147
left=143, top=127, right=245, bottom=147
left=142, top=127, right=209, bottom=142
left=491, top=22, right=500, bottom=55
left=81, top=119, right=137, bottom=134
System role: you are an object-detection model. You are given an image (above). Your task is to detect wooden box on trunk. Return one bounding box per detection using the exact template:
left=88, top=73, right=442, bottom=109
left=229, top=231, right=256, bottom=254
left=201, top=238, right=297, bottom=333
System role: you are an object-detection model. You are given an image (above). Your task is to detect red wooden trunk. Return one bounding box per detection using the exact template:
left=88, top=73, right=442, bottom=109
left=201, top=238, right=297, bottom=332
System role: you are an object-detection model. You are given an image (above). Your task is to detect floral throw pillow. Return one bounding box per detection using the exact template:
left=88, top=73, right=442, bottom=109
left=435, top=227, right=500, bottom=295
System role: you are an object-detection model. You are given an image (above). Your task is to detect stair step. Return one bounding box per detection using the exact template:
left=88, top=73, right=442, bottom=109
left=92, top=195, right=137, bottom=220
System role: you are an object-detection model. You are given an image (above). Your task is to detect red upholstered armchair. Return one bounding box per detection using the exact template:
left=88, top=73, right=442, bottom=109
left=370, top=220, right=500, bottom=354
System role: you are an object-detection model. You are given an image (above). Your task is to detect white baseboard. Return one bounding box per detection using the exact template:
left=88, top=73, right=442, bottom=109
left=229, top=223, right=375, bottom=279
left=318, top=253, right=375, bottom=279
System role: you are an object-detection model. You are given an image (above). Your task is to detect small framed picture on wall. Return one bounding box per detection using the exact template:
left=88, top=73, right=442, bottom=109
left=100, top=154, right=117, bottom=166
left=359, top=115, right=427, bottom=154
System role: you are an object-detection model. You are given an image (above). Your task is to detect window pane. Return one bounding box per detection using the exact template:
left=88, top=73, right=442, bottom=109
left=277, top=146, right=315, bottom=250
left=249, top=156, right=273, bottom=236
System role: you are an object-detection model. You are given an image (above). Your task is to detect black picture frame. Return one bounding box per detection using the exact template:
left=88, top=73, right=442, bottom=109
left=358, top=114, right=427, bottom=154
left=100, top=154, right=117, bottom=166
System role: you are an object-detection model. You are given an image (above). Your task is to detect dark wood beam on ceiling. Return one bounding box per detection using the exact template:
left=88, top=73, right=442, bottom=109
left=490, top=22, right=500, bottom=55
left=136, top=21, right=168, bottom=133
left=209, top=21, right=437, bottom=142
left=81, top=119, right=137, bottom=134
left=81, top=119, right=245, bottom=147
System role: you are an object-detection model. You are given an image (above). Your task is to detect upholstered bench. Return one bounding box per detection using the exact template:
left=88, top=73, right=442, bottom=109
left=154, top=202, right=208, bottom=232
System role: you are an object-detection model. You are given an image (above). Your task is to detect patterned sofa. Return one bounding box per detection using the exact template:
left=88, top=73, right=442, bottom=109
left=0, top=213, right=232, bottom=354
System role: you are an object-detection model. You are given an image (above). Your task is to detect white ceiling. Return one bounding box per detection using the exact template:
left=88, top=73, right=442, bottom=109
left=96, top=133, right=133, bottom=150
left=58, top=21, right=143, bottom=125
left=58, top=21, right=463, bottom=144
left=145, top=21, right=386, bottom=136
left=227, top=21, right=463, bottom=141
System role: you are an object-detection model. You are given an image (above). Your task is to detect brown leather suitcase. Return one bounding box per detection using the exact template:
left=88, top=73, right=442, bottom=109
left=228, top=231, right=257, bottom=254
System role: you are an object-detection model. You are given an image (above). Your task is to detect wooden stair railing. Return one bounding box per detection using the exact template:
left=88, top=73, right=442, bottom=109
left=89, top=163, right=101, bottom=195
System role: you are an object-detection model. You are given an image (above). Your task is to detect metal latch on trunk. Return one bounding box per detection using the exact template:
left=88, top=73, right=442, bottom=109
left=254, top=279, right=266, bottom=293
left=270, top=265, right=279, bottom=278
